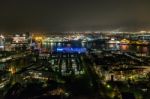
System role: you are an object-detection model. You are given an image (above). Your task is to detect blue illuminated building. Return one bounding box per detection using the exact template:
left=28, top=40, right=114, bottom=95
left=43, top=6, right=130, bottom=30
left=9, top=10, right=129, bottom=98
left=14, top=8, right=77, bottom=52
left=56, top=47, right=87, bottom=53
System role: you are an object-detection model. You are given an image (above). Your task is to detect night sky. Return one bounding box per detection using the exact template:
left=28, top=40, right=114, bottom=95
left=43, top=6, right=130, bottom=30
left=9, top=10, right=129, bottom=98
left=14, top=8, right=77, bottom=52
left=0, top=0, right=150, bottom=32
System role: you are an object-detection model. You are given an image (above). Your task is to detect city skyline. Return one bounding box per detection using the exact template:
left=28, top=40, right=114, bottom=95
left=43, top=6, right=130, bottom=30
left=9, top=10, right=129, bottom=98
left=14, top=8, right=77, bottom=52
left=0, top=1, right=150, bottom=98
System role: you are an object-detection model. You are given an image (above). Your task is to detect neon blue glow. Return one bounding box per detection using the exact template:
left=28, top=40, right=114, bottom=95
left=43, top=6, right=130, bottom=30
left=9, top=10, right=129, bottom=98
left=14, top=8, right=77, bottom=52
left=57, top=48, right=63, bottom=51
left=56, top=47, right=87, bottom=53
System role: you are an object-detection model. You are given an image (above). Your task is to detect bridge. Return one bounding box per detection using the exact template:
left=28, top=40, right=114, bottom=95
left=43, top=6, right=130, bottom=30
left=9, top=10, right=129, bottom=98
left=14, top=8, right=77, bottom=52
left=123, top=52, right=144, bottom=62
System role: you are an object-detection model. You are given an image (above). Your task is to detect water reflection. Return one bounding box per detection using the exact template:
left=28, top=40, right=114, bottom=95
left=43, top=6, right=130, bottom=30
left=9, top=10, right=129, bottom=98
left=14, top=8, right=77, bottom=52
left=121, top=45, right=149, bottom=55
left=42, top=41, right=150, bottom=55
left=120, top=45, right=129, bottom=51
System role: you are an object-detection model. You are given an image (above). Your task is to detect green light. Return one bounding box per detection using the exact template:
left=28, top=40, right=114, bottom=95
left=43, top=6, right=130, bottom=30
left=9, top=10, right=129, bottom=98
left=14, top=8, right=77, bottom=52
left=106, top=84, right=111, bottom=88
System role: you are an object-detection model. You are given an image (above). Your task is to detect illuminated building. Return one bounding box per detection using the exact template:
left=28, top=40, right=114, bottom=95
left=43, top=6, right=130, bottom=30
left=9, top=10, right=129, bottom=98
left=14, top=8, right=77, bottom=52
left=120, top=39, right=130, bottom=45
left=56, top=47, right=87, bottom=53
left=0, top=35, right=5, bottom=51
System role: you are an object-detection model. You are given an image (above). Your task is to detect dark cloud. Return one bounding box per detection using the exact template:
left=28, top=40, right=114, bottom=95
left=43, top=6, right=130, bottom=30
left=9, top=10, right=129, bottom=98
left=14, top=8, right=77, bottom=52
left=0, top=0, right=150, bottom=32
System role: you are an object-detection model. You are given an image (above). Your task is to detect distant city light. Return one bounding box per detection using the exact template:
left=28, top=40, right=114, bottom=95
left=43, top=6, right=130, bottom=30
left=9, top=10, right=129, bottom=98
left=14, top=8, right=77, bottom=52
left=140, top=31, right=146, bottom=33
left=0, top=34, right=4, bottom=39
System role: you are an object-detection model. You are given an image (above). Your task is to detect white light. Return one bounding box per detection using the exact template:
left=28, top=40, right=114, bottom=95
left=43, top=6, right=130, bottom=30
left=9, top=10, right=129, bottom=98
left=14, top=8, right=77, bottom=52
left=140, top=31, right=146, bottom=33
left=0, top=46, right=4, bottom=48
left=0, top=35, right=4, bottom=39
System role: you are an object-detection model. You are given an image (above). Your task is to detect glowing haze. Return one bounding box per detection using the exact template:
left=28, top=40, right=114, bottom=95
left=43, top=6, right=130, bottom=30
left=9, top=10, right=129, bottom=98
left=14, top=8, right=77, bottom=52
left=0, top=0, right=150, bottom=32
